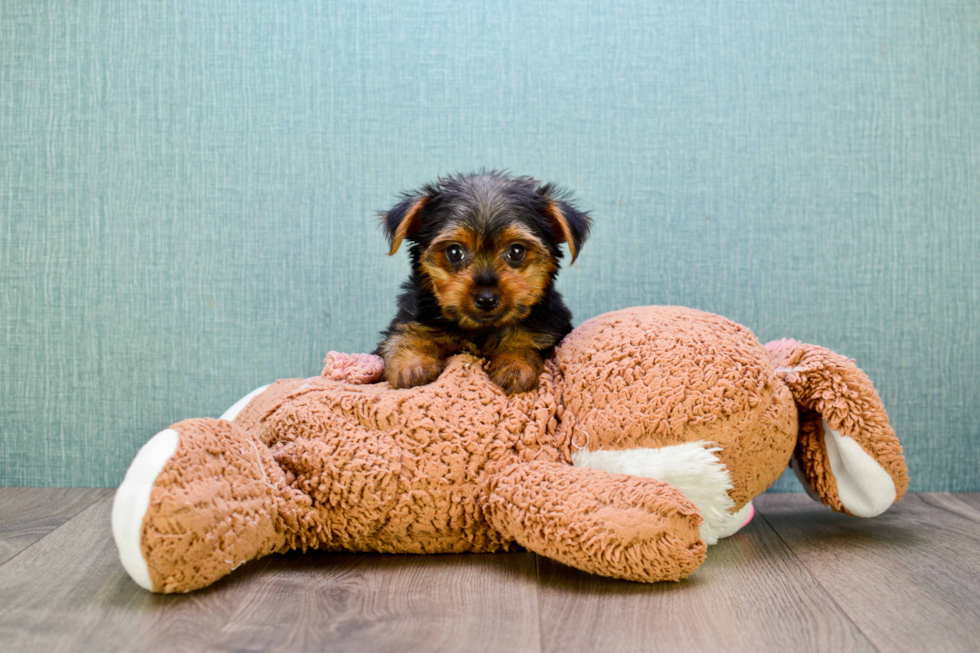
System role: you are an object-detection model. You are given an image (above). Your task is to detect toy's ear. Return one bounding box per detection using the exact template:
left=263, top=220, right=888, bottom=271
left=381, top=194, right=429, bottom=256
left=538, top=183, right=591, bottom=264
left=766, top=339, right=909, bottom=517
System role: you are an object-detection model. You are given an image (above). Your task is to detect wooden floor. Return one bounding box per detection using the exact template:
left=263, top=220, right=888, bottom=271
left=0, top=490, right=977, bottom=652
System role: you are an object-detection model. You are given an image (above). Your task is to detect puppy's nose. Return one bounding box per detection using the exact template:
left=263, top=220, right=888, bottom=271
left=473, top=288, right=500, bottom=311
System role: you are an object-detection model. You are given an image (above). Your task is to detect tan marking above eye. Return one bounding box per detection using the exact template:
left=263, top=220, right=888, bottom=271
left=429, top=224, right=476, bottom=248
left=497, top=224, right=545, bottom=250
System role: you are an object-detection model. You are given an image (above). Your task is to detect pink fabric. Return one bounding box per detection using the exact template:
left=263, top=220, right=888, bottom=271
left=321, top=352, right=385, bottom=384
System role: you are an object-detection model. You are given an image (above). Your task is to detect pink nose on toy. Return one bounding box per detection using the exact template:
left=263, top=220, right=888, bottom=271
left=742, top=503, right=755, bottom=528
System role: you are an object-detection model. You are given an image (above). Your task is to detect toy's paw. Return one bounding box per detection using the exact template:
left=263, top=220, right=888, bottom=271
left=112, top=428, right=180, bottom=591
left=322, top=352, right=385, bottom=384
left=115, top=419, right=292, bottom=594
left=487, top=461, right=706, bottom=582
left=765, top=339, right=907, bottom=515
left=711, top=501, right=755, bottom=540
left=487, top=353, right=541, bottom=395
left=386, top=353, right=445, bottom=389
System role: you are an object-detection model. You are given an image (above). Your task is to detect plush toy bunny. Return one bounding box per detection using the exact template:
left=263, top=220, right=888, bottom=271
left=112, top=306, right=907, bottom=593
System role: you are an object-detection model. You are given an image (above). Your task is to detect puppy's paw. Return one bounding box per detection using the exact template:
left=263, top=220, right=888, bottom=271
left=487, top=353, right=541, bottom=395
left=386, top=354, right=445, bottom=389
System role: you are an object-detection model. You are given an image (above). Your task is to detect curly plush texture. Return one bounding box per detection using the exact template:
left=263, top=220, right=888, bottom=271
left=121, top=306, right=908, bottom=593
left=766, top=339, right=909, bottom=513
left=143, top=356, right=570, bottom=591
left=557, top=307, right=798, bottom=508
left=488, top=461, right=707, bottom=582
left=141, top=419, right=294, bottom=593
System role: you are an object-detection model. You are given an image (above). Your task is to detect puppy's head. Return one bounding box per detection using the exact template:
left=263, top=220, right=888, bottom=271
left=382, top=171, right=591, bottom=329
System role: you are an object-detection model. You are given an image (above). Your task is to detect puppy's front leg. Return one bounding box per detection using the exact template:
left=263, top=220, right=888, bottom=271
left=379, top=322, right=452, bottom=389
left=485, top=327, right=553, bottom=395
left=486, top=349, right=543, bottom=395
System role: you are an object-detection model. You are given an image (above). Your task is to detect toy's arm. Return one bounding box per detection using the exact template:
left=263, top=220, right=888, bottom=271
left=321, top=352, right=385, bottom=384
left=486, top=461, right=706, bottom=582
left=112, top=417, right=307, bottom=593
left=766, top=339, right=909, bottom=517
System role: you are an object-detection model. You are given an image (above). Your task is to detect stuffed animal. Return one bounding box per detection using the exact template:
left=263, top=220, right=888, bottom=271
left=112, top=306, right=908, bottom=593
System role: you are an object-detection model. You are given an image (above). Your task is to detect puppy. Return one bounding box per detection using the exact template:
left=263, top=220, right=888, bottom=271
left=375, top=171, right=591, bottom=394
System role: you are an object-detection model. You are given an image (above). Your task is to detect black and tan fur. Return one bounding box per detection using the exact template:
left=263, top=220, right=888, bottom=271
left=375, top=172, right=591, bottom=394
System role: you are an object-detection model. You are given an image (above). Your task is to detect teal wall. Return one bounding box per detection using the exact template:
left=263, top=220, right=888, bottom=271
left=1, top=1, right=978, bottom=489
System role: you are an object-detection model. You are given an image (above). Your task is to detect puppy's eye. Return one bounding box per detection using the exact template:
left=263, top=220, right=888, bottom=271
left=505, top=244, right=526, bottom=263
left=445, top=244, right=466, bottom=263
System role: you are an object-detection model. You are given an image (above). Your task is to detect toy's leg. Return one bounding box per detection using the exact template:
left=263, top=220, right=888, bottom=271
left=112, top=427, right=180, bottom=590
left=571, top=442, right=756, bottom=544
left=113, top=417, right=309, bottom=593
left=486, top=461, right=707, bottom=582
left=766, top=339, right=909, bottom=517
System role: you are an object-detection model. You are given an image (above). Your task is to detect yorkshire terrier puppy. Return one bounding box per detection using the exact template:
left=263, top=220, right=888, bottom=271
left=375, top=171, right=591, bottom=394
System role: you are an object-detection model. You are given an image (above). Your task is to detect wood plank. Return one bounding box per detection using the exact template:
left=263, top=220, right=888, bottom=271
left=536, top=510, right=875, bottom=653
left=0, top=488, right=109, bottom=566
left=930, top=492, right=980, bottom=521
left=756, top=492, right=980, bottom=653
left=0, top=494, right=275, bottom=653
left=3, top=491, right=976, bottom=652
left=204, top=551, right=542, bottom=653
left=0, top=492, right=541, bottom=653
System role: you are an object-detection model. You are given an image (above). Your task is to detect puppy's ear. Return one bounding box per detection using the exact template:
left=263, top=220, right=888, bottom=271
left=381, top=195, right=428, bottom=255
left=539, top=184, right=592, bottom=264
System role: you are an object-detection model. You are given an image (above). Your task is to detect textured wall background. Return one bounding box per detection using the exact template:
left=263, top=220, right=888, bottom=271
left=1, top=1, right=977, bottom=489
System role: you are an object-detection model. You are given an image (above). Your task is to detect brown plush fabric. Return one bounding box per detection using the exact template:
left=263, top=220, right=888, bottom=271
left=793, top=409, right=839, bottom=504
left=254, top=355, right=568, bottom=555
left=766, top=339, right=909, bottom=513
left=143, top=355, right=570, bottom=591
left=556, top=306, right=798, bottom=508
left=488, top=461, right=706, bottom=582
left=141, top=418, right=295, bottom=593
left=129, top=306, right=907, bottom=593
